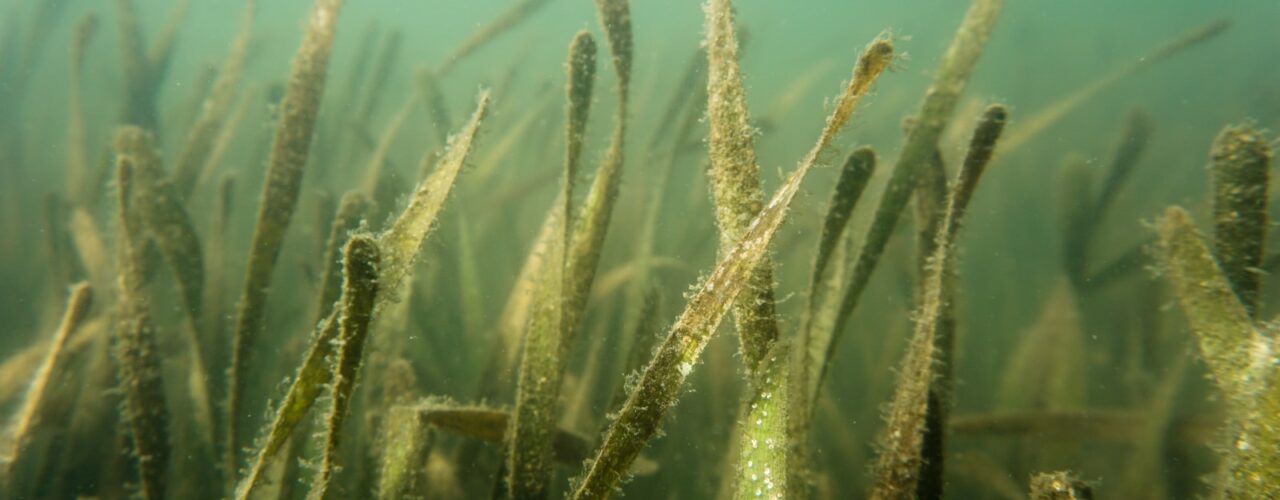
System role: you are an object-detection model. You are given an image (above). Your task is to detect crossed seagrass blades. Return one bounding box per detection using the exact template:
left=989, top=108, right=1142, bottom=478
left=0, top=0, right=1265, bottom=498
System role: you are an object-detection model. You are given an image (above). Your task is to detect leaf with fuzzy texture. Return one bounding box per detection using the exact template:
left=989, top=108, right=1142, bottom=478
left=1157, top=207, right=1280, bottom=498
left=235, top=92, right=490, bottom=500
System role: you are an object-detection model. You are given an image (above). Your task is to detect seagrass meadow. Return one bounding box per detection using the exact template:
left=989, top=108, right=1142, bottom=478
left=0, top=0, right=1278, bottom=498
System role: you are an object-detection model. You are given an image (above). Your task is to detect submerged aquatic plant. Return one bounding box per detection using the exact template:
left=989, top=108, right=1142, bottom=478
left=704, top=0, right=784, bottom=372
left=1158, top=208, right=1278, bottom=498
left=572, top=19, right=893, bottom=497
left=1030, top=471, right=1094, bottom=500
left=1153, top=123, right=1276, bottom=499
left=1208, top=125, right=1270, bottom=317
left=1, top=282, right=92, bottom=477
left=226, top=0, right=344, bottom=475
left=0, top=0, right=1267, bottom=498
left=236, top=92, right=490, bottom=499
left=815, top=0, right=1005, bottom=408
left=870, top=103, right=1007, bottom=500
left=308, top=235, right=381, bottom=500
left=506, top=29, right=599, bottom=500
left=114, top=146, right=173, bottom=500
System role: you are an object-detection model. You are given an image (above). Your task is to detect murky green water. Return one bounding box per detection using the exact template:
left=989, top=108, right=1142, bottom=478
left=0, top=0, right=1276, bottom=498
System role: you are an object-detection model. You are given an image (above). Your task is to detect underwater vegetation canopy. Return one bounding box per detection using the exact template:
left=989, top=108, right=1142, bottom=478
left=0, top=0, right=1275, bottom=498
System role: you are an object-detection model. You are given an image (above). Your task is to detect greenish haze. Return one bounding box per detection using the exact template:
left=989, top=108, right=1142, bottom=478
left=0, top=0, right=1275, bottom=498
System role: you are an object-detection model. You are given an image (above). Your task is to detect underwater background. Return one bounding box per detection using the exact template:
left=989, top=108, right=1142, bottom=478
left=0, top=0, right=1277, bottom=498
